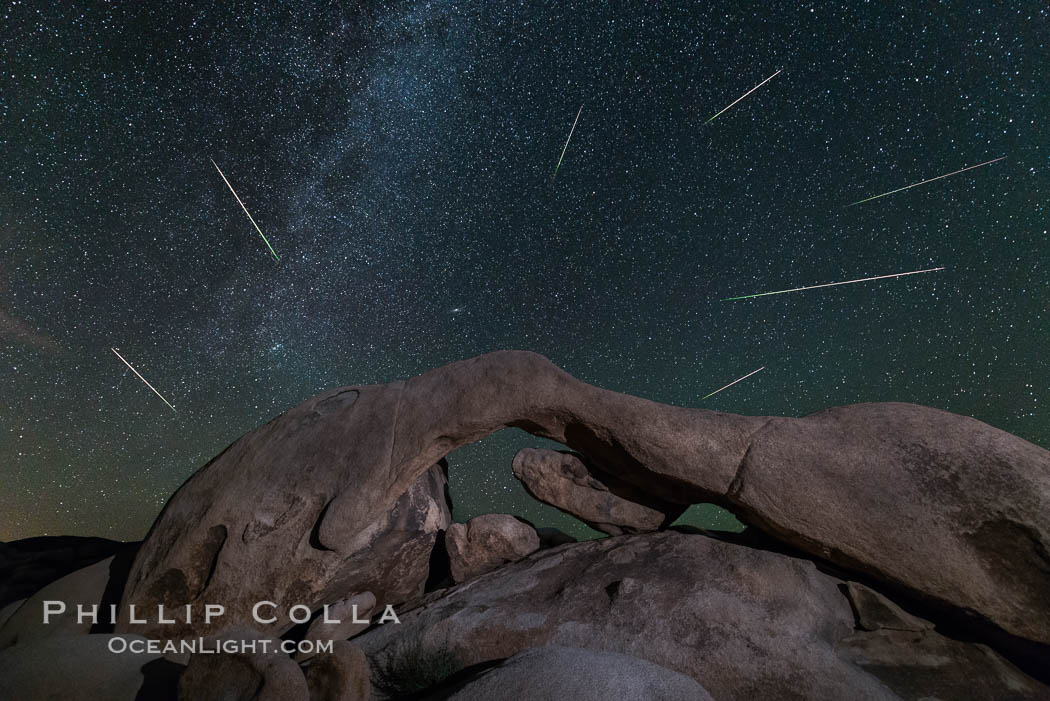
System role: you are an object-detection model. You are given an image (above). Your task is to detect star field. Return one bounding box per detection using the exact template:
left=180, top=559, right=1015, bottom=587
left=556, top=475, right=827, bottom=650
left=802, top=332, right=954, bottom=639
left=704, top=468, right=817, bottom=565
left=1, top=1, right=1047, bottom=541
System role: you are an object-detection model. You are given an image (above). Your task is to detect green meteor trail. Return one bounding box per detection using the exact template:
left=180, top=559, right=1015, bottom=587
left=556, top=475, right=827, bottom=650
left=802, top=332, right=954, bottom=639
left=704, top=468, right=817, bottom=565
left=702, top=366, right=765, bottom=400
left=722, top=267, right=945, bottom=301
left=706, top=69, right=781, bottom=124
left=553, top=105, right=583, bottom=179
left=847, top=156, right=1005, bottom=207
left=211, top=159, right=280, bottom=261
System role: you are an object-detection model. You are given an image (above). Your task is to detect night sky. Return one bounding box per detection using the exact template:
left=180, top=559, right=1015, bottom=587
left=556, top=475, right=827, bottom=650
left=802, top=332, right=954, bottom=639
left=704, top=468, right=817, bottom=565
left=2, top=2, right=1047, bottom=542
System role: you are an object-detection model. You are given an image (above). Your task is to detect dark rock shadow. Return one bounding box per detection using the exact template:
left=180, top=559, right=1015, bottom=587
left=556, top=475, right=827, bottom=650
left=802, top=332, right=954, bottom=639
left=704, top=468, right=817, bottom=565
left=90, top=540, right=141, bottom=634
left=412, top=658, right=507, bottom=701
left=424, top=529, right=451, bottom=593
left=134, top=658, right=183, bottom=701
left=0, top=536, right=130, bottom=609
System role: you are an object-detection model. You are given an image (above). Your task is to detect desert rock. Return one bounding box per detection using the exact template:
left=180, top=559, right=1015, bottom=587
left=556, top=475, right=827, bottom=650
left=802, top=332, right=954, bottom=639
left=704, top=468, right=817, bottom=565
left=301, top=640, right=372, bottom=701
left=0, top=634, right=181, bottom=701
left=512, top=448, right=685, bottom=535
left=118, top=352, right=1050, bottom=648
left=299, top=590, right=377, bottom=660
left=0, top=599, right=24, bottom=631
left=445, top=514, right=540, bottom=583
left=0, top=556, right=114, bottom=649
left=844, top=581, right=934, bottom=633
left=120, top=459, right=450, bottom=638
left=177, top=628, right=308, bottom=700
left=444, top=644, right=714, bottom=700
left=358, top=531, right=1047, bottom=700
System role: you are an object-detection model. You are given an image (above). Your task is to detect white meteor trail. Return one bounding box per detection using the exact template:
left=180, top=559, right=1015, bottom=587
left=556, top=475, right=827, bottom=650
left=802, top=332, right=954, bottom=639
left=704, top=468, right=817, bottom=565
left=110, top=347, right=176, bottom=412
left=706, top=69, right=782, bottom=124
left=553, top=105, right=583, bottom=178
left=847, top=156, right=1006, bottom=206
left=703, top=366, right=766, bottom=400
left=722, top=267, right=945, bottom=301
left=211, top=159, right=280, bottom=261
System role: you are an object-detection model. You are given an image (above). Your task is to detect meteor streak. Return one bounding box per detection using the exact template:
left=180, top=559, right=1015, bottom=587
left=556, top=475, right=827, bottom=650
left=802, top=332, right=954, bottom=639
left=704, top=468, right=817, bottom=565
left=847, top=156, right=1006, bottom=207
left=110, top=347, right=176, bottom=412
left=211, top=159, right=280, bottom=261
left=553, top=105, right=583, bottom=179
left=722, top=267, right=945, bottom=301
left=706, top=69, right=781, bottom=124
left=703, top=366, right=765, bottom=400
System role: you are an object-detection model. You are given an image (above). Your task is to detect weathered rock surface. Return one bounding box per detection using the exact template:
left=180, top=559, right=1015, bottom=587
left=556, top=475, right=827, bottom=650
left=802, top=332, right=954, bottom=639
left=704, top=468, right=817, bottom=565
left=443, top=645, right=714, bottom=700
left=844, top=581, right=934, bottom=633
left=301, top=640, right=372, bottom=701
left=840, top=628, right=1047, bottom=700
left=732, top=402, right=1050, bottom=648
left=512, top=448, right=685, bottom=535
left=0, top=555, right=114, bottom=649
left=445, top=514, right=540, bottom=583
left=177, top=628, right=308, bottom=700
left=0, top=598, right=24, bottom=631
left=0, top=634, right=181, bottom=701
left=299, top=590, right=377, bottom=660
left=119, top=351, right=1050, bottom=648
left=357, top=532, right=1048, bottom=700
left=120, top=459, right=451, bottom=638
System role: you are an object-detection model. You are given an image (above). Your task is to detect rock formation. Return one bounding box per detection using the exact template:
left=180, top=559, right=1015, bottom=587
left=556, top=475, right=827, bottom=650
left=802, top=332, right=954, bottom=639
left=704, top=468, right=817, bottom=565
left=512, top=448, right=685, bottom=535
left=0, top=600, right=22, bottom=632
left=445, top=514, right=540, bottom=583
left=299, top=591, right=377, bottom=658
left=442, top=645, right=715, bottom=701
left=118, top=457, right=451, bottom=639
left=5, top=352, right=1047, bottom=698
left=115, top=351, right=1050, bottom=650
left=0, top=634, right=181, bottom=701
left=844, top=581, right=934, bottom=633
left=357, top=531, right=1048, bottom=700
left=177, top=628, right=309, bottom=700
left=0, top=556, right=114, bottom=649
left=301, top=640, right=372, bottom=701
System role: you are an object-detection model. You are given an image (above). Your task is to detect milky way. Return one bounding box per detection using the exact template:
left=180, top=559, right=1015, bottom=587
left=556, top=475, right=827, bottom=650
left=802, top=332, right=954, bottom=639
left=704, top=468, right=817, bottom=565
left=2, top=2, right=1047, bottom=540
